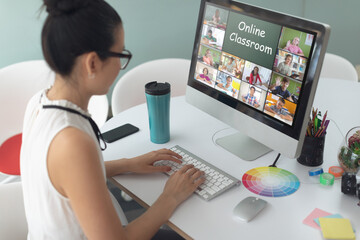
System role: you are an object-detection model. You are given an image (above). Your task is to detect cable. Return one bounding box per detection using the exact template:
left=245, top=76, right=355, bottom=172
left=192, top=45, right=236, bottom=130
left=328, top=117, right=346, bottom=140
left=269, top=153, right=281, bottom=167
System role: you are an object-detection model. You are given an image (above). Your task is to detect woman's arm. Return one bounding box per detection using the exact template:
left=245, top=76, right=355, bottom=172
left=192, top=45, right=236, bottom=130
left=48, top=128, right=205, bottom=240
left=48, top=128, right=126, bottom=239
left=125, top=164, right=204, bottom=238
left=105, top=149, right=182, bottom=177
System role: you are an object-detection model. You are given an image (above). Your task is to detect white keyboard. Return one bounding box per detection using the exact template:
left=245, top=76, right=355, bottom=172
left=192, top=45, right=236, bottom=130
left=155, top=145, right=241, bottom=201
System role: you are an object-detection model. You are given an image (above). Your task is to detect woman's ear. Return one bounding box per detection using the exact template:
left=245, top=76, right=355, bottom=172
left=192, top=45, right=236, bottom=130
left=84, top=52, right=100, bottom=79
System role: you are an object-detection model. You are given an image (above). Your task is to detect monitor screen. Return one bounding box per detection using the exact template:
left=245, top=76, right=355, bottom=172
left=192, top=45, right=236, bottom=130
left=186, top=0, right=330, bottom=159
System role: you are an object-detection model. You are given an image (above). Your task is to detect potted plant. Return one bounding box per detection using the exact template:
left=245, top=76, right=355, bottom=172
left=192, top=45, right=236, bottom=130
left=338, top=127, right=360, bottom=174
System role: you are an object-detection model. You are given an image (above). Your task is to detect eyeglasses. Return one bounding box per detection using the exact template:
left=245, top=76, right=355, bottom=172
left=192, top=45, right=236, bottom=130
left=97, top=49, right=132, bottom=69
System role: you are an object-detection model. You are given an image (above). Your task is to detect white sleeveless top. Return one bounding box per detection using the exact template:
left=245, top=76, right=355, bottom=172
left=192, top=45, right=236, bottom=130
left=20, top=89, right=125, bottom=240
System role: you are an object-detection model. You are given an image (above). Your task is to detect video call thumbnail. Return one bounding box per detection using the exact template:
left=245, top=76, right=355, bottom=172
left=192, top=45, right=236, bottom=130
left=273, top=50, right=308, bottom=81
left=195, top=61, right=217, bottom=87
left=278, top=27, right=314, bottom=58
left=264, top=93, right=297, bottom=125
left=238, top=82, right=267, bottom=110
left=215, top=71, right=241, bottom=98
left=198, top=44, right=222, bottom=69
left=193, top=3, right=315, bottom=126
left=241, top=60, right=272, bottom=91
left=201, top=25, right=225, bottom=50
left=218, top=52, right=245, bottom=79
left=268, top=72, right=301, bottom=103
left=203, top=5, right=228, bottom=30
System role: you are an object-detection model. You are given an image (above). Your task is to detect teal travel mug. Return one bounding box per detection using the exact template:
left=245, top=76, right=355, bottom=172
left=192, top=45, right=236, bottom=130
left=145, top=81, right=171, bottom=144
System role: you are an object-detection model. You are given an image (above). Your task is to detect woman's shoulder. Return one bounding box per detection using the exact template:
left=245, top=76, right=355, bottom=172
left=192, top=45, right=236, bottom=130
left=48, top=126, right=100, bottom=178
left=47, top=126, right=103, bottom=198
left=51, top=127, right=96, bottom=154
left=26, top=90, right=46, bottom=112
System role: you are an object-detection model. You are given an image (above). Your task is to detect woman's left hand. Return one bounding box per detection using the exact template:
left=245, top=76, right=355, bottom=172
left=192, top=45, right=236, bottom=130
left=128, top=148, right=182, bottom=174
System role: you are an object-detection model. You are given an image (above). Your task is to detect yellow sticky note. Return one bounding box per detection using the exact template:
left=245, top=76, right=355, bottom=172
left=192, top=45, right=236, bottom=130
left=319, top=218, right=355, bottom=240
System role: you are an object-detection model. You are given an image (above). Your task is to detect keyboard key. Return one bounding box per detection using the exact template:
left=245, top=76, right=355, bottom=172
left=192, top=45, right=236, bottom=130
left=160, top=145, right=241, bottom=201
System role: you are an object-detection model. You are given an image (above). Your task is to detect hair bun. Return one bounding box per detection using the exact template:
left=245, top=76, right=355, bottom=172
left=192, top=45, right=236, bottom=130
left=44, top=0, right=91, bottom=16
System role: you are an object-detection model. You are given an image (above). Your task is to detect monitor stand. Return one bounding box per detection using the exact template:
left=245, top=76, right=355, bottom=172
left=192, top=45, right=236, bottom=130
left=215, top=132, right=272, bottom=161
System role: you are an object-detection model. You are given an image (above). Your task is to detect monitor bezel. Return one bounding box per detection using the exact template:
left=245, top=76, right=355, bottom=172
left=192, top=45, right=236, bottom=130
left=187, top=0, right=330, bottom=141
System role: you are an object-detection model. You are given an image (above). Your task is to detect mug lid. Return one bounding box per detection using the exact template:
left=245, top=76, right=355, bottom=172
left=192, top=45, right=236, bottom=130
left=145, top=81, right=171, bottom=95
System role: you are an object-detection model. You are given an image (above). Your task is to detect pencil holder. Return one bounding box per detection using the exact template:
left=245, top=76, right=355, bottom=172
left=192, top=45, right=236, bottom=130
left=297, top=135, right=326, bottom=166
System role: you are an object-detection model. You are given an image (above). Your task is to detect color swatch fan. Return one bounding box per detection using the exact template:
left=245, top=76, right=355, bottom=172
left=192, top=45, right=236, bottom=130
left=242, top=167, right=300, bottom=197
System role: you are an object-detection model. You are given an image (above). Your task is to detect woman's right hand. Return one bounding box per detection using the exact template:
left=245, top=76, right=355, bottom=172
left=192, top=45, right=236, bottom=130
left=162, top=164, right=205, bottom=205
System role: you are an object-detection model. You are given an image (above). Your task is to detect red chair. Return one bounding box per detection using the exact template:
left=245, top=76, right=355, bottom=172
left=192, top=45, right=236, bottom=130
left=0, top=60, right=54, bottom=183
left=0, top=60, right=108, bottom=183
left=0, top=134, right=22, bottom=183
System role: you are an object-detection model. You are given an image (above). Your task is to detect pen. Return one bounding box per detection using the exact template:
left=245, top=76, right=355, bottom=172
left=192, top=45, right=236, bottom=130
left=321, top=110, right=328, bottom=128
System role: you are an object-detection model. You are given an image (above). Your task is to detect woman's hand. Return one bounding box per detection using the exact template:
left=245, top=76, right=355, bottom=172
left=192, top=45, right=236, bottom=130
left=127, top=148, right=183, bottom=174
left=162, top=164, right=205, bottom=205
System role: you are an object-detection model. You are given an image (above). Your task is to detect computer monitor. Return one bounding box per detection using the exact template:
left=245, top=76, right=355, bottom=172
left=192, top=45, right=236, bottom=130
left=186, top=0, right=330, bottom=160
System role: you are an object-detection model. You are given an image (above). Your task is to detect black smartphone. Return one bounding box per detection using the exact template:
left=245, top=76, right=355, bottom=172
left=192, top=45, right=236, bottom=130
left=102, top=123, right=139, bottom=143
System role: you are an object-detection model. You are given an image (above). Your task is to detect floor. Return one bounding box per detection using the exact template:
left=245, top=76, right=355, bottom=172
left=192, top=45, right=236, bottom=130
left=107, top=180, right=185, bottom=239
left=0, top=175, right=183, bottom=239
left=107, top=180, right=146, bottom=222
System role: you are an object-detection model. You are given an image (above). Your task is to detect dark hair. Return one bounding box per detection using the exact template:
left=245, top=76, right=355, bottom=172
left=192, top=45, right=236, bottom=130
left=250, top=86, right=255, bottom=91
left=42, top=0, right=122, bottom=76
left=251, top=66, right=259, bottom=76
left=285, top=54, right=293, bottom=60
left=281, top=77, right=290, bottom=83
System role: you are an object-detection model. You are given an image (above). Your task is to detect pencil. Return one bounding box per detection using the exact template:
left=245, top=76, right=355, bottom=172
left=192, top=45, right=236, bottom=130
left=315, top=127, right=323, bottom=137
left=320, top=120, right=330, bottom=137
left=307, top=126, right=312, bottom=136
left=321, top=110, right=328, bottom=128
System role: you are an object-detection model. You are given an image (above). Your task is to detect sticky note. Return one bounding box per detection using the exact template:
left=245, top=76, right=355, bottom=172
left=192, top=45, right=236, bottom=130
left=303, top=208, right=332, bottom=229
left=314, top=213, right=343, bottom=226
left=319, top=218, right=355, bottom=240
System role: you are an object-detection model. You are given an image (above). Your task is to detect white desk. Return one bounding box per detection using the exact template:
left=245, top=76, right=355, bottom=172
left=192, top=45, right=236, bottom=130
left=102, top=78, right=360, bottom=240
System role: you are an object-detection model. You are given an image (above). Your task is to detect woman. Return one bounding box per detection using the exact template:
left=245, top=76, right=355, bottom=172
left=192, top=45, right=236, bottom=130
left=248, top=66, right=262, bottom=85
left=20, top=0, right=205, bottom=239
